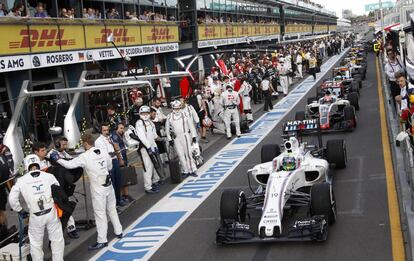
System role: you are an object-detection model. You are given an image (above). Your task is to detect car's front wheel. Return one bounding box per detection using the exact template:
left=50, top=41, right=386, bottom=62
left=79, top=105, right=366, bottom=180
left=220, top=189, right=246, bottom=224
left=310, top=183, right=336, bottom=225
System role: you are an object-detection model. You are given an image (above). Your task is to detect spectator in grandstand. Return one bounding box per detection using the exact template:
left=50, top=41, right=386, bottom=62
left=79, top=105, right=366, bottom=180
left=87, top=8, right=96, bottom=19
left=60, top=8, right=69, bottom=18
left=82, top=8, right=88, bottom=18
left=0, top=3, right=8, bottom=16
left=107, top=8, right=120, bottom=19
left=7, top=3, right=27, bottom=17
left=34, top=3, right=49, bottom=18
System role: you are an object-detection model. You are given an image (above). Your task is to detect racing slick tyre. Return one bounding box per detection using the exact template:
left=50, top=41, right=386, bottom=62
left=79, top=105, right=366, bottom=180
left=307, top=97, right=318, bottom=104
left=295, top=111, right=306, bottom=121
left=310, top=183, right=337, bottom=225
left=343, top=105, right=357, bottom=127
left=347, top=92, right=359, bottom=111
left=326, top=139, right=347, bottom=169
left=261, top=144, right=281, bottom=163
left=350, top=83, right=359, bottom=95
left=220, top=189, right=246, bottom=223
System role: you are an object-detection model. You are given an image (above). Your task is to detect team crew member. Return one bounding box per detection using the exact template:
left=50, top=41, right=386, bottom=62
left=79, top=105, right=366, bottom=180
left=278, top=58, right=289, bottom=96
left=95, top=124, right=124, bottom=207
left=309, top=54, right=318, bottom=80
left=0, top=133, right=13, bottom=241
left=296, top=53, right=303, bottom=79
left=9, top=155, right=64, bottom=261
left=261, top=75, right=274, bottom=112
left=166, top=101, right=198, bottom=178
left=135, top=106, right=161, bottom=194
left=128, top=96, right=144, bottom=127
left=111, top=123, right=134, bottom=203
left=221, top=85, right=241, bottom=139
left=180, top=97, right=200, bottom=131
left=54, top=134, right=123, bottom=250
left=239, top=78, right=253, bottom=122
left=47, top=136, right=79, bottom=239
left=32, top=142, right=49, bottom=171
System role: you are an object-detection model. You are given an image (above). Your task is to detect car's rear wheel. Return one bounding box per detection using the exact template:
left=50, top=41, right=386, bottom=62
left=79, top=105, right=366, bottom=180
left=343, top=105, right=357, bottom=127
left=310, top=183, right=336, bottom=225
left=347, top=92, right=359, bottom=110
left=350, top=83, right=359, bottom=94
left=220, top=189, right=246, bottom=224
left=326, top=139, right=347, bottom=169
left=295, top=111, right=306, bottom=121
left=261, top=144, right=281, bottom=163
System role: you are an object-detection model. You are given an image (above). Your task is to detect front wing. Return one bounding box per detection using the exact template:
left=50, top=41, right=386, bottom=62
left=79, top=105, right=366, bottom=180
left=216, top=215, right=328, bottom=244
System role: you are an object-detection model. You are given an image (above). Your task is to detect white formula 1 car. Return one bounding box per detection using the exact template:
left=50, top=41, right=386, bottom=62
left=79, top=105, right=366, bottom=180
left=216, top=119, right=346, bottom=244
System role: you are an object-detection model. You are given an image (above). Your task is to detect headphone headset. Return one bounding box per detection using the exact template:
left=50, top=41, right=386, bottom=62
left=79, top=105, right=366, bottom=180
left=54, top=136, right=63, bottom=150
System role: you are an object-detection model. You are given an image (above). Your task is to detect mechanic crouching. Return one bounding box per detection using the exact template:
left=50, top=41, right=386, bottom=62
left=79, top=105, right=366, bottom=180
left=9, top=154, right=65, bottom=261
left=53, top=134, right=123, bottom=250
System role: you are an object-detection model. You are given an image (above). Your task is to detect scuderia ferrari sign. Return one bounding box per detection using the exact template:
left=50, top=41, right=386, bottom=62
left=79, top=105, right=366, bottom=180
left=0, top=43, right=178, bottom=73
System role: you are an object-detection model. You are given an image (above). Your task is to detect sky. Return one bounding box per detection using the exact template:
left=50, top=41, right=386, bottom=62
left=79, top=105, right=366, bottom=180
left=313, top=0, right=394, bottom=18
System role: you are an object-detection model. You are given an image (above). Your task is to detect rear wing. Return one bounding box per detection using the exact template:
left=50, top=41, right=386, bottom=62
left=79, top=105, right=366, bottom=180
left=282, top=118, right=322, bottom=147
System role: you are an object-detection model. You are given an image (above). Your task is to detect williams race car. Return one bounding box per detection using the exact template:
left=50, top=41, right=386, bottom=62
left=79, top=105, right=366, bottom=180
left=216, top=119, right=346, bottom=244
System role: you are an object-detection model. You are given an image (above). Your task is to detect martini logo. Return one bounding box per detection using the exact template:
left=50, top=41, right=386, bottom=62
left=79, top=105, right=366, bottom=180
left=9, top=29, right=76, bottom=49
left=150, top=28, right=173, bottom=41
left=203, top=26, right=218, bottom=38
left=96, top=28, right=135, bottom=44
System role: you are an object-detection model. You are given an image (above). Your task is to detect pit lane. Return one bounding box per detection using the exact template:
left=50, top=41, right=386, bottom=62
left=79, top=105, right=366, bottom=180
left=146, top=52, right=394, bottom=261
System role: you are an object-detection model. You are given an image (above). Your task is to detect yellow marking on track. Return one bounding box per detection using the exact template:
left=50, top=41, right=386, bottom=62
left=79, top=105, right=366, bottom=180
left=376, top=57, right=406, bottom=261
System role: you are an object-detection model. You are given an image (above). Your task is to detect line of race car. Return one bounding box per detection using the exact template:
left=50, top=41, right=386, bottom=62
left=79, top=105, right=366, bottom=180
left=216, top=42, right=368, bottom=244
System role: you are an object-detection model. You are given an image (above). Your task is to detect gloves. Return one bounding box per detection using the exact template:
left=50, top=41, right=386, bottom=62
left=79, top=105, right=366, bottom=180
left=49, top=152, right=60, bottom=162
left=169, top=140, right=174, bottom=146
left=18, top=210, right=29, bottom=219
left=192, top=137, right=197, bottom=144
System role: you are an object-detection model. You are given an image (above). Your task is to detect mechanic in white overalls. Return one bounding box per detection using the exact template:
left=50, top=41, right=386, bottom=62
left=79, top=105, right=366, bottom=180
left=210, top=90, right=226, bottom=134
left=238, top=78, right=253, bottom=122
left=221, top=84, right=241, bottom=139
left=9, top=154, right=65, bottom=261
left=166, top=100, right=198, bottom=178
left=53, top=134, right=123, bottom=251
left=278, top=58, right=289, bottom=96
left=135, top=106, right=161, bottom=194
left=179, top=97, right=200, bottom=131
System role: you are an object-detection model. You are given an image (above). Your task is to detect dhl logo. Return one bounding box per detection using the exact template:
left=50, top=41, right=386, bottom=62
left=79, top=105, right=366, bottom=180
left=240, top=27, right=249, bottom=35
left=204, top=27, right=218, bottom=38
left=96, top=28, right=135, bottom=44
left=149, top=28, right=174, bottom=41
left=264, top=27, right=271, bottom=34
left=224, top=26, right=234, bottom=36
left=254, top=27, right=261, bottom=34
left=9, top=29, right=76, bottom=49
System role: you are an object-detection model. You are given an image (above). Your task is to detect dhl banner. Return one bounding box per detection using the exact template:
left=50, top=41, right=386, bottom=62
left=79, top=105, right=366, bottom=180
left=198, top=25, right=220, bottom=41
left=0, top=43, right=179, bottom=73
left=221, top=24, right=236, bottom=39
left=237, top=25, right=250, bottom=38
left=0, top=21, right=179, bottom=56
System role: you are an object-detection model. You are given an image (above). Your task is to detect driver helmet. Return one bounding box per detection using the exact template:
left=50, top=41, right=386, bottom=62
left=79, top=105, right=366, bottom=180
left=139, top=105, right=151, bottom=121
left=225, top=84, right=233, bottom=91
left=281, top=156, right=296, bottom=171
left=324, top=90, right=332, bottom=101
left=171, top=100, right=182, bottom=115
left=24, top=154, right=41, bottom=172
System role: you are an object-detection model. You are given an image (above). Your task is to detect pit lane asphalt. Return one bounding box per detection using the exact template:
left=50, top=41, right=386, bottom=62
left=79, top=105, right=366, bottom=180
left=147, top=52, right=393, bottom=261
